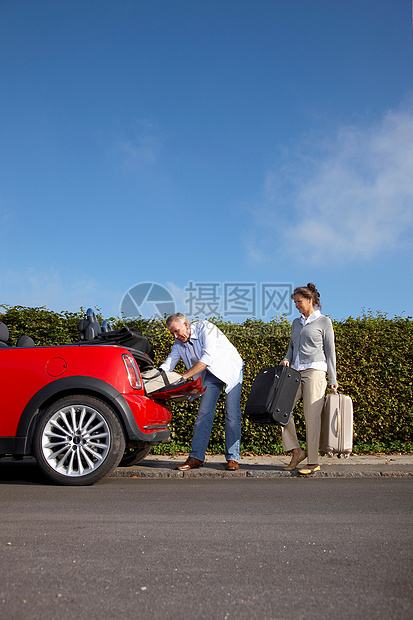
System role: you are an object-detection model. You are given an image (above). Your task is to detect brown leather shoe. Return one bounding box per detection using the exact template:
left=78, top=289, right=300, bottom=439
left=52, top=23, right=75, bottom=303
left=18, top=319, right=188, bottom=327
left=225, top=460, right=239, bottom=471
left=175, top=457, right=203, bottom=470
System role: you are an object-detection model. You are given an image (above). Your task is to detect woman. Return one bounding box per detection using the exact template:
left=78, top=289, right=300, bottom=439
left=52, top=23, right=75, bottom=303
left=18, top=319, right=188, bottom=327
left=281, top=283, right=338, bottom=475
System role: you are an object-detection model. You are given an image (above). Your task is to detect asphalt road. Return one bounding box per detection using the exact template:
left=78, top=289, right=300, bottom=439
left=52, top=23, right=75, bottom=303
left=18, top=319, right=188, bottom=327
left=0, top=469, right=412, bottom=620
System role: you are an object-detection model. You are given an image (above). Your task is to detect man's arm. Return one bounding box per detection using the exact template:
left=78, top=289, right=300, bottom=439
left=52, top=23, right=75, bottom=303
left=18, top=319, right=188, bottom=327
left=159, top=343, right=182, bottom=372
left=181, top=361, right=207, bottom=380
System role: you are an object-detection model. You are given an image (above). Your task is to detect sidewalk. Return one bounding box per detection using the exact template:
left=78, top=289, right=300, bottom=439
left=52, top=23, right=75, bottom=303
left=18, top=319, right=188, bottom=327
left=111, top=453, right=413, bottom=479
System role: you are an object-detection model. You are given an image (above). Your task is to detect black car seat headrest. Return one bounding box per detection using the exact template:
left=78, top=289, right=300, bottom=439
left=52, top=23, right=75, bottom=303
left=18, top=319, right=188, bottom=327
left=0, top=321, right=9, bottom=347
left=16, top=334, right=35, bottom=347
left=77, top=308, right=102, bottom=341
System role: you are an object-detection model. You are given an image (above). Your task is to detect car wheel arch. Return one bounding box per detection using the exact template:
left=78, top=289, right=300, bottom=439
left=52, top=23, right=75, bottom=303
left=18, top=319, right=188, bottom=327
left=18, top=377, right=133, bottom=454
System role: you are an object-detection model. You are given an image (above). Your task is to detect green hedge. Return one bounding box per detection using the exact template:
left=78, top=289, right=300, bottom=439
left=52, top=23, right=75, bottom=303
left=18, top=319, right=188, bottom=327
left=1, top=305, right=412, bottom=454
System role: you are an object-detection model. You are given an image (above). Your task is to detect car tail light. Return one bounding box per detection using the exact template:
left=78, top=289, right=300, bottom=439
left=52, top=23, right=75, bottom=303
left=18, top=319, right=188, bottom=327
left=122, top=354, right=142, bottom=390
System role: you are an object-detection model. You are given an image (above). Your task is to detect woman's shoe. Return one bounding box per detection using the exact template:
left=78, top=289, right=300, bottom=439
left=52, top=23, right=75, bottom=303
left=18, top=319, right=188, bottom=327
left=283, top=449, right=306, bottom=471
left=298, top=464, right=321, bottom=475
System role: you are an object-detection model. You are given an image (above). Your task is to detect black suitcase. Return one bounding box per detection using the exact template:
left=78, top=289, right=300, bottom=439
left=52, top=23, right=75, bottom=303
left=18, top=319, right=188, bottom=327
left=245, top=365, right=301, bottom=426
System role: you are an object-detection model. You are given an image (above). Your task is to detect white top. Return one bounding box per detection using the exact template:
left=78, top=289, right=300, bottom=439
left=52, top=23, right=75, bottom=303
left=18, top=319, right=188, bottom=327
left=160, top=320, right=244, bottom=393
left=291, top=310, right=328, bottom=373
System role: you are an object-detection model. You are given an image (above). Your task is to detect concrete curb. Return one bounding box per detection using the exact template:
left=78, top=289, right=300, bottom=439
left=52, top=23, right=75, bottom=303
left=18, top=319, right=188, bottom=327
left=111, top=454, right=413, bottom=479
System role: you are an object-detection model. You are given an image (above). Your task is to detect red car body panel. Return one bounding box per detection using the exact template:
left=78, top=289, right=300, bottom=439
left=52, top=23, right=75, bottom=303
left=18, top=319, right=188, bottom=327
left=0, top=345, right=173, bottom=438
left=0, top=343, right=208, bottom=464
left=0, top=320, right=206, bottom=484
left=150, top=376, right=204, bottom=400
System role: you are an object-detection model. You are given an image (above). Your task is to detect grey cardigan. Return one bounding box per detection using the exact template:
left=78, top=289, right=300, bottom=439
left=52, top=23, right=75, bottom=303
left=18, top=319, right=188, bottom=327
left=284, top=315, right=337, bottom=385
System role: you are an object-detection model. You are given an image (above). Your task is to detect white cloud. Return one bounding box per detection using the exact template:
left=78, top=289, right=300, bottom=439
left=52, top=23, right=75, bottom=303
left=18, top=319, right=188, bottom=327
left=248, top=104, right=413, bottom=264
left=0, top=269, right=122, bottom=319
left=114, top=118, right=162, bottom=170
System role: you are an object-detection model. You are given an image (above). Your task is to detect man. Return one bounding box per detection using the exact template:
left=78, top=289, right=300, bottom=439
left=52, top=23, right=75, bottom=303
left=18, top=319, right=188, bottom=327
left=160, top=313, right=244, bottom=471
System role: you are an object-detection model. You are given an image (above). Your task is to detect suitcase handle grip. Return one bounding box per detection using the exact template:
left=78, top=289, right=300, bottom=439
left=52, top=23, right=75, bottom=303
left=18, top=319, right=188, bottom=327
left=335, top=399, right=345, bottom=454
left=334, top=407, right=339, bottom=434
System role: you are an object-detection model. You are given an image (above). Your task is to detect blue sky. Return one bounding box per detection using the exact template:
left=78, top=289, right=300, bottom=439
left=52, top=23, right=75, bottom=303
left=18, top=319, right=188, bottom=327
left=1, top=0, right=412, bottom=323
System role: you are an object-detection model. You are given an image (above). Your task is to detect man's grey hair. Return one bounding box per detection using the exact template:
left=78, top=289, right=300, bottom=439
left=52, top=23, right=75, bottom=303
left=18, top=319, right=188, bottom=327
left=165, top=313, right=190, bottom=327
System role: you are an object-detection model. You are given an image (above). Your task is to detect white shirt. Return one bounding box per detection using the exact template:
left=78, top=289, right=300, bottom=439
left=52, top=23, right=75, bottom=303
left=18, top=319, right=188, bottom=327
left=160, top=320, right=244, bottom=393
left=291, top=310, right=328, bottom=373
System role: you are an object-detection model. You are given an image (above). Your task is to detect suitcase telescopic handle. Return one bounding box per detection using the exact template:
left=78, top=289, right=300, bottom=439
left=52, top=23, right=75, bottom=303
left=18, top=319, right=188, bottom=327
left=331, top=388, right=340, bottom=438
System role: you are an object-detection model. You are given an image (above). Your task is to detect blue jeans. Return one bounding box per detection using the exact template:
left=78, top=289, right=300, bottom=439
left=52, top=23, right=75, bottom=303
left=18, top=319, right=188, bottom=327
left=190, top=369, right=243, bottom=462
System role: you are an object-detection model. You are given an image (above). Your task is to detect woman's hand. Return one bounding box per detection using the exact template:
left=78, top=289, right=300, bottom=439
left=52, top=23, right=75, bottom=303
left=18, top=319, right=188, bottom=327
left=280, top=359, right=290, bottom=367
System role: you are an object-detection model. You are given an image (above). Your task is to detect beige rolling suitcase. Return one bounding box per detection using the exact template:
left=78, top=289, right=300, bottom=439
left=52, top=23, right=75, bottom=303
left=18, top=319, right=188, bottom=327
left=320, top=391, right=353, bottom=458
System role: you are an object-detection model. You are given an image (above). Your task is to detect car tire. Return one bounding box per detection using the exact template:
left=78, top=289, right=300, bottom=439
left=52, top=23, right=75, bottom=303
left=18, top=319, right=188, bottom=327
left=118, top=442, right=153, bottom=467
left=33, top=395, right=126, bottom=486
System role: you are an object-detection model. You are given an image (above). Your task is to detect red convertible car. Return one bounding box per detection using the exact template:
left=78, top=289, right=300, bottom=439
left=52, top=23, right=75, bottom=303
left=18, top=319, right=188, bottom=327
left=0, top=318, right=203, bottom=486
